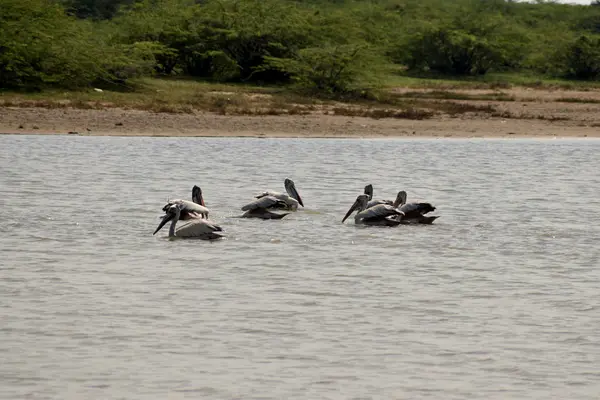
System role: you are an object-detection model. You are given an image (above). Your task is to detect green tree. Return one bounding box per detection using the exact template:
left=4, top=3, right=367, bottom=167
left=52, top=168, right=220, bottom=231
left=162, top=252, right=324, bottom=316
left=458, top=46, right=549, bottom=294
left=62, top=0, right=135, bottom=19
left=0, top=0, right=157, bottom=89
left=565, top=35, right=600, bottom=79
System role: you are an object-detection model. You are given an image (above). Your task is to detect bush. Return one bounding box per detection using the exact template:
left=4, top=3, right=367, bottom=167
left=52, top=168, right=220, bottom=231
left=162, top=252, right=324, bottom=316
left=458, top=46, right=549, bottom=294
left=264, top=45, right=380, bottom=94
left=109, top=0, right=198, bottom=75
left=403, top=27, right=502, bottom=75
left=111, top=0, right=316, bottom=82
left=564, top=35, right=600, bottom=79
left=0, top=0, right=153, bottom=89
left=5, top=0, right=600, bottom=92
left=63, top=0, right=135, bottom=20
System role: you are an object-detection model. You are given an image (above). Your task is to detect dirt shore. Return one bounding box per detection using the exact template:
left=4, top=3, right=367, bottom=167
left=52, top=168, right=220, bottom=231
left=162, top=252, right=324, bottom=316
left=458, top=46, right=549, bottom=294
left=1, top=87, right=599, bottom=138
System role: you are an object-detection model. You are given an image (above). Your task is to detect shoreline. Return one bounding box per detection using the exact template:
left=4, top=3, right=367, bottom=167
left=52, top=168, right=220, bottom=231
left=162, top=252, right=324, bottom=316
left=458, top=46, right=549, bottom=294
left=2, top=130, right=599, bottom=139
left=2, top=85, right=600, bottom=139
left=1, top=106, right=599, bottom=139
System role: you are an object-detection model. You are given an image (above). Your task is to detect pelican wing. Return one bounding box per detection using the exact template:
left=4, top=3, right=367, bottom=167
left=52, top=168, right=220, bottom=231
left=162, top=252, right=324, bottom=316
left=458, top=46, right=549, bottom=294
left=163, top=199, right=209, bottom=215
left=366, top=199, right=392, bottom=209
left=241, top=196, right=285, bottom=211
left=176, top=219, right=224, bottom=239
left=255, top=190, right=281, bottom=199
left=399, top=203, right=435, bottom=218
left=356, top=204, right=404, bottom=220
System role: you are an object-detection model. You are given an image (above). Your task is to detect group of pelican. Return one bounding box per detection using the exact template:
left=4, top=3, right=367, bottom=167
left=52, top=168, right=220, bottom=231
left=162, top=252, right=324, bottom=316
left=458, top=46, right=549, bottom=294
left=153, top=179, right=438, bottom=240
left=153, top=179, right=304, bottom=239
left=342, top=184, right=438, bottom=227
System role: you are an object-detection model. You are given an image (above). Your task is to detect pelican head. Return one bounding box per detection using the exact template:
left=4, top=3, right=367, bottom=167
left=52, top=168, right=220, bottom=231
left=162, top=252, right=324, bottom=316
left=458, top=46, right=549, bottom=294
left=192, top=185, right=205, bottom=206
left=393, top=190, right=407, bottom=207
left=363, top=184, right=374, bottom=200
left=342, top=194, right=369, bottom=223
left=284, top=178, right=304, bottom=207
left=153, top=204, right=180, bottom=235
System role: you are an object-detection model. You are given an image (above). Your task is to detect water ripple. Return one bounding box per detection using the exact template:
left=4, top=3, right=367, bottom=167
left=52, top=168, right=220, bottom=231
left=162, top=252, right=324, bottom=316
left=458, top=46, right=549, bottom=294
left=1, top=136, right=600, bottom=400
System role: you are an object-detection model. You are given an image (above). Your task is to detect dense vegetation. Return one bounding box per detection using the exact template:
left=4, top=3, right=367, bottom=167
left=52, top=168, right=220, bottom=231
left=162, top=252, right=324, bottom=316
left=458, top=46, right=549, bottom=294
left=2, top=0, right=600, bottom=93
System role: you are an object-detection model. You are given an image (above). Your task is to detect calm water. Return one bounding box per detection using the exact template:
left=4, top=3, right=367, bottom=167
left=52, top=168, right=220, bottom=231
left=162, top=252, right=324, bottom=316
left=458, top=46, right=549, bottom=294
left=1, top=135, right=600, bottom=400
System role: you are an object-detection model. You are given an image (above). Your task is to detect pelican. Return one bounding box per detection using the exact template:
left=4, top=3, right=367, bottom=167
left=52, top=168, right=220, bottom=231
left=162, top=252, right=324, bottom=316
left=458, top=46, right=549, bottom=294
left=396, top=191, right=439, bottom=224
left=162, top=185, right=209, bottom=220
left=342, top=194, right=405, bottom=226
left=241, top=196, right=290, bottom=219
left=255, top=178, right=304, bottom=210
left=154, top=203, right=224, bottom=240
left=365, top=185, right=439, bottom=224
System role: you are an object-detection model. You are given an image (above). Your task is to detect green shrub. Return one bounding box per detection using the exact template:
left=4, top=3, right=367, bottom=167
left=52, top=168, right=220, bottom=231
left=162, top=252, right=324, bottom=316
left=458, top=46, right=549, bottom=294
left=0, top=0, right=153, bottom=89
left=263, top=45, right=381, bottom=94
left=403, top=27, right=501, bottom=75
left=564, top=35, right=600, bottom=79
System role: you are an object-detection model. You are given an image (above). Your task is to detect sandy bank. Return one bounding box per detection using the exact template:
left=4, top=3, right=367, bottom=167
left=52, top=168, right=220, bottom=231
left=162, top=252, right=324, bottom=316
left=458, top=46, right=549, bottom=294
left=1, top=87, right=599, bottom=138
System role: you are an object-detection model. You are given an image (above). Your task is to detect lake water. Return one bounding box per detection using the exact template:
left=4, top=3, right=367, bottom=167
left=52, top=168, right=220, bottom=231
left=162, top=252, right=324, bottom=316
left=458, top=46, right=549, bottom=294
left=1, top=135, right=599, bottom=400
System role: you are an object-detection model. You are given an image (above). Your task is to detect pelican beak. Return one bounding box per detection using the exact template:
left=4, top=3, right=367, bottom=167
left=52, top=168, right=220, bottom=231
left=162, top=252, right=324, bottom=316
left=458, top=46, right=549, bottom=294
left=291, top=185, right=304, bottom=207
left=192, top=185, right=205, bottom=206
left=153, top=212, right=174, bottom=235
left=364, top=184, right=373, bottom=200
left=396, top=190, right=407, bottom=207
left=285, top=179, right=304, bottom=207
left=342, top=200, right=358, bottom=223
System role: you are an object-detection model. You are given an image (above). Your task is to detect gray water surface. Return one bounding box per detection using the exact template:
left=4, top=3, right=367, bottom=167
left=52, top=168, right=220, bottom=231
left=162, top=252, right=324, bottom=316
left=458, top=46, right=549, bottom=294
left=1, top=135, right=600, bottom=399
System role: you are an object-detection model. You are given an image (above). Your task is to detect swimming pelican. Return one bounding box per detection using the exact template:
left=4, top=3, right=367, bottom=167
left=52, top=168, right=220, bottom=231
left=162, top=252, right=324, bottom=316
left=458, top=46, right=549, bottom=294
left=342, top=194, right=405, bottom=226
left=241, top=196, right=290, bottom=219
left=255, top=178, right=304, bottom=210
left=365, top=185, right=439, bottom=224
left=395, top=191, right=439, bottom=224
left=154, top=203, right=224, bottom=240
left=162, top=185, right=209, bottom=220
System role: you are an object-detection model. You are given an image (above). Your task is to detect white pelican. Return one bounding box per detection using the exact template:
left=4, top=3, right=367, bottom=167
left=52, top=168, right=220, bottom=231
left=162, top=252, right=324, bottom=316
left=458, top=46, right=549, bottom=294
left=241, top=196, right=290, bottom=219
left=154, top=204, right=224, bottom=240
left=162, top=185, right=209, bottom=220
left=255, top=178, right=304, bottom=210
left=342, top=194, right=405, bottom=226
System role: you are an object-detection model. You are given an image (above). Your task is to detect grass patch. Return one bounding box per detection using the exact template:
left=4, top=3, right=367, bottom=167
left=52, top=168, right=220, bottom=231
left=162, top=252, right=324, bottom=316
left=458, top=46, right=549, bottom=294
left=399, top=90, right=516, bottom=102
left=556, top=97, right=600, bottom=104
left=491, top=110, right=571, bottom=121
left=331, top=106, right=435, bottom=120
left=384, top=70, right=600, bottom=91
left=416, top=101, right=496, bottom=115
left=1, top=74, right=598, bottom=121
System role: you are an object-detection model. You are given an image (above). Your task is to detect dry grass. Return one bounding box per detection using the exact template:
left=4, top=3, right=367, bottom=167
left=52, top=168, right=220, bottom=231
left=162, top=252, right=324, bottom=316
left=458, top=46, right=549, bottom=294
left=0, top=78, right=327, bottom=117
left=386, top=71, right=600, bottom=91
left=0, top=78, right=481, bottom=121
left=491, top=110, right=571, bottom=121
left=399, top=90, right=516, bottom=102
left=330, top=106, right=435, bottom=120
left=416, top=100, right=496, bottom=116
left=556, top=97, right=600, bottom=104
left=1, top=76, right=598, bottom=122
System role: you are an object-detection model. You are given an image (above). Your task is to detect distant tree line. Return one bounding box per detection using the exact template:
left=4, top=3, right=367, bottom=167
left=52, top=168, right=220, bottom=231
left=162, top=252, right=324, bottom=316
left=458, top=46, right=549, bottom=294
left=2, top=0, right=600, bottom=92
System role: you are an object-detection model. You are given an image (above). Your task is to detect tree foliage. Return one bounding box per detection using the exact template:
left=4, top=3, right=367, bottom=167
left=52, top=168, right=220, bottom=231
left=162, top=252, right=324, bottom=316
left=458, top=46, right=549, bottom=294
left=565, top=35, right=600, bottom=79
left=3, top=0, right=600, bottom=91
